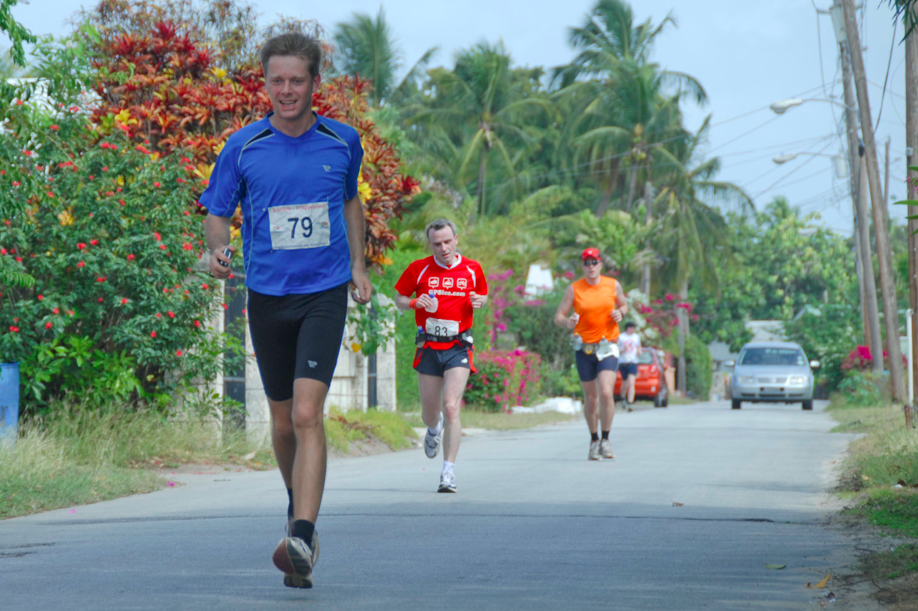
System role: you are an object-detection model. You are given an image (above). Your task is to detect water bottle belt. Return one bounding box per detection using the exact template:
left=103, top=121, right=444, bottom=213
left=423, top=329, right=473, bottom=343
left=580, top=342, right=601, bottom=355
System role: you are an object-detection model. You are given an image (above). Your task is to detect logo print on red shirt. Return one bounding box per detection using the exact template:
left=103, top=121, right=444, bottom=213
left=457, top=278, right=467, bottom=290
left=428, top=277, right=439, bottom=289
left=442, top=278, right=454, bottom=289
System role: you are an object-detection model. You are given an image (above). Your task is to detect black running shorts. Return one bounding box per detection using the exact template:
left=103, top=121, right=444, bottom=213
left=575, top=351, right=619, bottom=382
left=413, top=343, right=474, bottom=377
left=247, top=283, right=349, bottom=401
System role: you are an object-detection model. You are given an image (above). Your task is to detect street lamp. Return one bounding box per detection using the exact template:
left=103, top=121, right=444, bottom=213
left=772, top=151, right=848, bottom=178
left=769, top=97, right=853, bottom=114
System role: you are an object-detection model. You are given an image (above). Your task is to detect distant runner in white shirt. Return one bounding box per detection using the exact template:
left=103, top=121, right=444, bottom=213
left=618, top=322, right=642, bottom=407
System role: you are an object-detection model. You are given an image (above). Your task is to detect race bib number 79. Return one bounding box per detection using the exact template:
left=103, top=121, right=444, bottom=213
left=268, top=202, right=331, bottom=250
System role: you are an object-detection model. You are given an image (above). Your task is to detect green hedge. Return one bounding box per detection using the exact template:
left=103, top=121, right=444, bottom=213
left=685, top=334, right=712, bottom=400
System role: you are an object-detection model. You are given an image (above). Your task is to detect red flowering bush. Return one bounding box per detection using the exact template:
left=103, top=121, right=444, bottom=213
left=635, top=296, right=697, bottom=343
left=0, top=86, right=235, bottom=413
left=484, top=269, right=516, bottom=344
left=841, top=345, right=874, bottom=372
left=464, top=349, right=541, bottom=413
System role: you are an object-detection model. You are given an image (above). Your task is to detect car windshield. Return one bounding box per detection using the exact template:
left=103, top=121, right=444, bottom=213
left=638, top=350, right=653, bottom=365
left=739, top=348, right=806, bottom=366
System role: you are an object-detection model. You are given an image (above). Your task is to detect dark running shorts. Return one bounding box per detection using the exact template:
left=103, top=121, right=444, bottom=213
left=413, top=343, right=474, bottom=377
left=247, top=283, right=349, bottom=401
left=575, top=351, right=619, bottom=382
left=619, top=362, right=638, bottom=377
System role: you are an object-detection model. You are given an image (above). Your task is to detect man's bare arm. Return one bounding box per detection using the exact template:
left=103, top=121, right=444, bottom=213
left=343, top=194, right=372, bottom=304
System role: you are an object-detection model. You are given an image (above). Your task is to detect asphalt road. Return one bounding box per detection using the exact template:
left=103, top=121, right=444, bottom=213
left=1, top=400, right=857, bottom=610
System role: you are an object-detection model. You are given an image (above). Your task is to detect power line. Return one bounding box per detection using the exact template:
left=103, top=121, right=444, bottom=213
left=766, top=165, right=835, bottom=191
left=874, top=18, right=898, bottom=132
left=707, top=115, right=781, bottom=154
left=735, top=134, right=838, bottom=187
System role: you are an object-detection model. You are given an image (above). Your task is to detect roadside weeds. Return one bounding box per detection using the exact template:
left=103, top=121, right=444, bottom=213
left=827, top=397, right=918, bottom=610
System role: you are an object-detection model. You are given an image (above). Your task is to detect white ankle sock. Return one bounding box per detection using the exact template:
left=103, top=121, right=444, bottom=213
left=442, top=461, right=455, bottom=474
left=428, top=417, right=443, bottom=436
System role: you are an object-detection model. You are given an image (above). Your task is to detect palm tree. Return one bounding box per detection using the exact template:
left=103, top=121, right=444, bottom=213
left=333, top=9, right=398, bottom=109
left=652, top=118, right=753, bottom=394
left=333, top=9, right=437, bottom=109
left=553, top=0, right=706, bottom=216
left=404, top=42, right=551, bottom=220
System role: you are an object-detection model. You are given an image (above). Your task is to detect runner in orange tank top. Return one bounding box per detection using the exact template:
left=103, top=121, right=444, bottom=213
left=553, top=247, right=629, bottom=461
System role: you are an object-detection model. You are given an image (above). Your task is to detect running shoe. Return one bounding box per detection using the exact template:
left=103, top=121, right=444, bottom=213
left=437, top=469, right=457, bottom=493
left=599, top=439, right=615, bottom=459
left=588, top=440, right=602, bottom=461
left=273, top=531, right=320, bottom=589
left=424, top=413, right=444, bottom=459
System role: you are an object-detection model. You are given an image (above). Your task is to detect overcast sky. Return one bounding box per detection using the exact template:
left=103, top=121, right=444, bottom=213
left=5, top=0, right=911, bottom=234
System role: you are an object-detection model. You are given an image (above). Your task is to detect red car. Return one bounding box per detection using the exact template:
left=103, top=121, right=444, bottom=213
left=614, top=347, right=669, bottom=407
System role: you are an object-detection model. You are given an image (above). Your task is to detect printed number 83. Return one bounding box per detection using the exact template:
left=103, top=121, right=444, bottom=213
left=288, top=217, right=313, bottom=239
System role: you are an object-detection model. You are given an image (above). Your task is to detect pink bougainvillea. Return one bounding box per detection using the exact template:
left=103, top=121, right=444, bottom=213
left=464, top=349, right=541, bottom=413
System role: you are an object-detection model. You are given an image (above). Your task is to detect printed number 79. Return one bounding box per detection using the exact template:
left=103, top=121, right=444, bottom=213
left=288, top=217, right=313, bottom=239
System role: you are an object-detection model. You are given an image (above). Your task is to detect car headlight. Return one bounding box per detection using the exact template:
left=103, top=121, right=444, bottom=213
left=739, top=376, right=755, bottom=384
left=789, top=376, right=807, bottom=384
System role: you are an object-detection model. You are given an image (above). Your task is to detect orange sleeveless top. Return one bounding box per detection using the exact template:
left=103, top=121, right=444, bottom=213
left=572, top=277, right=620, bottom=343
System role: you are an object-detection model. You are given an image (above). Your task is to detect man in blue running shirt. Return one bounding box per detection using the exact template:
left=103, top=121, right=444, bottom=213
left=201, top=32, right=372, bottom=590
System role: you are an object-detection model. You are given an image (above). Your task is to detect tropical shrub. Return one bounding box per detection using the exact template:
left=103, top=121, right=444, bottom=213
left=0, top=83, right=234, bottom=414
left=835, top=370, right=889, bottom=407
left=464, top=349, right=541, bottom=412
left=79, top=1, right=418, bottom=269
left=504, top=282, right=574, bottom=371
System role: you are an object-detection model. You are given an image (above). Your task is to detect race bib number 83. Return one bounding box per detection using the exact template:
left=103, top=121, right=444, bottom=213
left=269, top=202, right=331, bottom=250
left=426, top=318, right=459, bottom=337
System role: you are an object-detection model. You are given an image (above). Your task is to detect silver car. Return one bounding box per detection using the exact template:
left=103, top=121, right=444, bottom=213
left=727, top=341, right=820, bottom=411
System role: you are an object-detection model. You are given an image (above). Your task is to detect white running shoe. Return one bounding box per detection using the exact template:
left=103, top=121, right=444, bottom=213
left=599, top=439, right=615, bottom=459
left=588, top=440, right=602, bottom=461
left=438, top=469, right=457, bottom=493
left=273, top=531, right=320, bottom=589
left=424, top=414, right=444, bottom=459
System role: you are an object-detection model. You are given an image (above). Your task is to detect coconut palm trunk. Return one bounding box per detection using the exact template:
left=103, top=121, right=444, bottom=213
left=677, top=276, right=689, bottom=397
left=476, top=152, right=487, bottom=220
left=641, top=179, right=653, bottom=295
left=625, top=156, right=640, bottom=211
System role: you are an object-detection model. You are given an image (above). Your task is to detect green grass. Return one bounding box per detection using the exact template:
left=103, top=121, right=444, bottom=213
left=0, top=402, right=273, bottom=520
left=861, top=544, right=918, bottom=581
left=324, top=406, right=417, bottom=453
left=401, top=408, right=578, bottom=431
left=826, top=399, right=918, bottom=490
left=849, top=489, right=918, bottom=538
left=0, top=427, right=162, bottom=519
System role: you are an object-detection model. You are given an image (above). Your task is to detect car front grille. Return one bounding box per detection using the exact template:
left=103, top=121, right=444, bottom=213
left=756, top=376, right=787, bottom=384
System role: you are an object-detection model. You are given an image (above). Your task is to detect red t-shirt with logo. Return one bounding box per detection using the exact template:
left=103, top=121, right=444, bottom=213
left=395, top=254, right=488, bottom=350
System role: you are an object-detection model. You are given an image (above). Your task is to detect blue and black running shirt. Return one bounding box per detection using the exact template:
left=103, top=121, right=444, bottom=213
left=200, top=112, right=364, bottom=296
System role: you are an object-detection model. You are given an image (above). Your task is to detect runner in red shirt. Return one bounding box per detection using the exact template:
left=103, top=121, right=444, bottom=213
left=394, top=219, right=488, bottom=493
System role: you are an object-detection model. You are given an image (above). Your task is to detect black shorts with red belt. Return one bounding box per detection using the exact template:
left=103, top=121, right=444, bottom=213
left=413, top=342, right=475, bottom=377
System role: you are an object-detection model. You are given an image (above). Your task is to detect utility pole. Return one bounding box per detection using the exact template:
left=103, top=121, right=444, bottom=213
left=832, top=0, right=883, bottom=372
left=906, top=19, right=918, bottom=417
left=884, top=137, right=891, bottom=231
left=841, top=0, right=907, bottom=401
